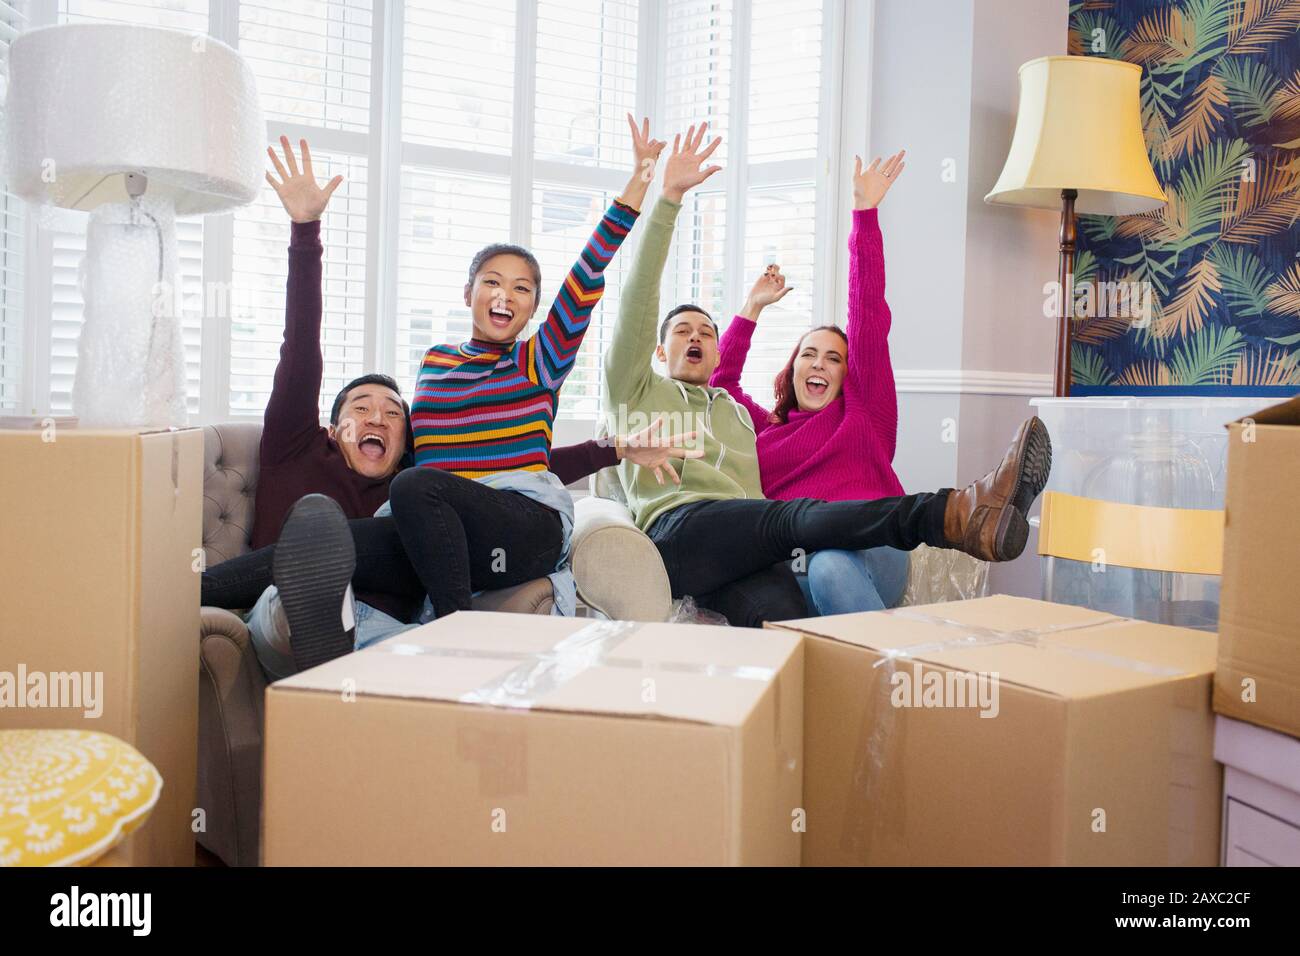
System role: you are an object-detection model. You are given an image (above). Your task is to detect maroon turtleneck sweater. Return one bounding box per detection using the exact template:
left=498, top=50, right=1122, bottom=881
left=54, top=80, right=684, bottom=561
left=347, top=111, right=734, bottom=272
left=250, top=219, right=617, bottom=617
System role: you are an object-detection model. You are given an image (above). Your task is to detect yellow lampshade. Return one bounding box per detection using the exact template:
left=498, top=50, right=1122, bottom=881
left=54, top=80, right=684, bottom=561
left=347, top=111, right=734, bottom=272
left=985, top=55, right=1166, bottom=215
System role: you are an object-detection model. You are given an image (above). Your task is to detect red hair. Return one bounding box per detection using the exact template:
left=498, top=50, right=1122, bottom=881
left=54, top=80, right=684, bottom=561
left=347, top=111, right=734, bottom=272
left=769, top=325, right=848, bottom=425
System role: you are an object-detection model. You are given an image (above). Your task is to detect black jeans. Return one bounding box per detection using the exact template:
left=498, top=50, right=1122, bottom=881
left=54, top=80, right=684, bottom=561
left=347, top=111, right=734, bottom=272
left=201, top=467, right=565, bottom=620
left=646, top=492, right=949, bottom=628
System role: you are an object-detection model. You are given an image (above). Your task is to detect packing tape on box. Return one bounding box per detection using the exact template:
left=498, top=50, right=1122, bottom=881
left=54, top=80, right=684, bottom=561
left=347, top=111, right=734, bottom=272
left=1037, top=491, right=1224, bottom=575
left=843, top=607, right=1193, bottom=865
left=379, top=619, right=777, bottom=711
left=380, top=619, right=786, bottom=800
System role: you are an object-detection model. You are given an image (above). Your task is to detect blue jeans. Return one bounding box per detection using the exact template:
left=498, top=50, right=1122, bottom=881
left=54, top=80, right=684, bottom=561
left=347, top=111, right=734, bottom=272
left=794, top=547, right=910, bottom=616
left=244, top=584, right=417, bottom=681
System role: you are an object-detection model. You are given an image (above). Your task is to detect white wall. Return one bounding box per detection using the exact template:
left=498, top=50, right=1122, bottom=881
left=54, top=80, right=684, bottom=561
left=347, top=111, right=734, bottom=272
left=871, top=0, right=1066, bottom=597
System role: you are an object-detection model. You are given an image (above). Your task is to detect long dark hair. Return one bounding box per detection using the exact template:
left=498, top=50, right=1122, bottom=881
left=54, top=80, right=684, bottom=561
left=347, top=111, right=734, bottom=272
left=769, top=325, right=848, bottom=425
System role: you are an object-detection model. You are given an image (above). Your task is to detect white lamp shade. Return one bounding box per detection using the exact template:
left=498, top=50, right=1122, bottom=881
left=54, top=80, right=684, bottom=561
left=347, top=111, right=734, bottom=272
left=4, top=23, right=264, bottom=215
left=985, top=55, right=1166, bottom=216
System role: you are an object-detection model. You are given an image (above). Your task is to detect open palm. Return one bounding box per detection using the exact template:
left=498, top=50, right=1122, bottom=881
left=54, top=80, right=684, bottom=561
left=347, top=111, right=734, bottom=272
left=662, top=122, right=723, bottom=202
left=853, top=150, right=905, bottom=210
left=266, top=135, right=343, bottom=223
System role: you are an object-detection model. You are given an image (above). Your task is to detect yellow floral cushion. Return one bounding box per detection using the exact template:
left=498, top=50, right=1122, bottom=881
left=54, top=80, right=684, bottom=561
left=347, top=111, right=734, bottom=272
left=0, top=729, right=162, bottom=867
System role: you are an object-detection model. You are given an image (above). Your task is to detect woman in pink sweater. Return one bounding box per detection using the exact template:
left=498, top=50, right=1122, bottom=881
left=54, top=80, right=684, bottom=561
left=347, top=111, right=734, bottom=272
left=709, top=151, right=909, bottom=614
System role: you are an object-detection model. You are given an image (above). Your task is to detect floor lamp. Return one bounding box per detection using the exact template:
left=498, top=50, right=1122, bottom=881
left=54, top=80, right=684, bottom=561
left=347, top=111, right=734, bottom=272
left=985, top=56, right=1166, bottom=398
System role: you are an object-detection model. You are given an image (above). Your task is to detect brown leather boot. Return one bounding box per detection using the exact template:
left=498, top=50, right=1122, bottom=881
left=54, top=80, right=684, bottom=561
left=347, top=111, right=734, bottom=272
left=942, top=416, right=1052, bottom=561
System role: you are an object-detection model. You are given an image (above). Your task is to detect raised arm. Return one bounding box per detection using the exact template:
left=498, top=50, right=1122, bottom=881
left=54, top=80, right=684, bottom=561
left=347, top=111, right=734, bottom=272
left=603, top=123, right=722, bottom=407
left=710, top=266, right=792, bottom=433
left=524, top=117, right=661, bottom=392
left=845, top=151, right=905, bottom=460
left=261, top=136, right=343, bottom=465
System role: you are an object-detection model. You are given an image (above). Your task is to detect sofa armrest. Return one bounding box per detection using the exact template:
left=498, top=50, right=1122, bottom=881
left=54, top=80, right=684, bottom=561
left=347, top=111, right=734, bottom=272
left=572, top=497, right=672, bottom=622
left=197, top=606, right=267, bottom=867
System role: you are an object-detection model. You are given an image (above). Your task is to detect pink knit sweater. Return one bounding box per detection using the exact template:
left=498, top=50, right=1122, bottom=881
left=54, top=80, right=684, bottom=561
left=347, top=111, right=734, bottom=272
left=710, top=207, right=905, bottom=503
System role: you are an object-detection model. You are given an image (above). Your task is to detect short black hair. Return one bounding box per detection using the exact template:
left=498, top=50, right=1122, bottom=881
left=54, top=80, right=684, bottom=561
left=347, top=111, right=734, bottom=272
left=330, top=373, right=415, bottom=470
left=467, top=243, right=542, bottom=305
left=330, top=373, right=404, bottom=425
left=659, top=303, right=718, bottom=343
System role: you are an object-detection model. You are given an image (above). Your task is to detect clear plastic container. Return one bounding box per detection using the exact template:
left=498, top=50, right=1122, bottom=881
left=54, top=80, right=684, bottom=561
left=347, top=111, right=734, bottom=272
left=1030, top=397, right=1269, bottom=631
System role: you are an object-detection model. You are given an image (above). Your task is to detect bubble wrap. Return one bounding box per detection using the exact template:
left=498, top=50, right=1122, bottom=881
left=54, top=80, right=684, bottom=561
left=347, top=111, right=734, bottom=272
left=74, top=194, right=187, bottom=428
left=899, top=543, right=989, bottom=606
left=3, top=23, right=263, bottom=214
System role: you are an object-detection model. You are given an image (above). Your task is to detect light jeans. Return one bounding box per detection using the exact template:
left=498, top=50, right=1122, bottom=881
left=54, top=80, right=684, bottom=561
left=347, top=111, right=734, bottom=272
left=794, top=546, right=910, bottom=616
left=244, top=584, right=418, bottom=681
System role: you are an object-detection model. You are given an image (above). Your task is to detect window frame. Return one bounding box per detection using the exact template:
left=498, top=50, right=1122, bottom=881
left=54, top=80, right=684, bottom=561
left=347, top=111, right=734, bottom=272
left=15, top=0, right=872, bottom=431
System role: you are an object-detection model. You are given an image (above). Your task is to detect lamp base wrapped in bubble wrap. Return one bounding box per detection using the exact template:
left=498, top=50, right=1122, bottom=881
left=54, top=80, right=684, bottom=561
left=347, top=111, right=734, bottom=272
left=73, top=195, right=187, bottom=429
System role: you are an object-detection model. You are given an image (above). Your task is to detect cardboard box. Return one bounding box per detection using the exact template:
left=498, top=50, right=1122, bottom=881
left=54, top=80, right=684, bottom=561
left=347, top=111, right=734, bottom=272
left=1215, top=396, right=1300, bottom=740
left=0, top=427, right=203, bottom=866
left=770, top=595, right=1221, bottom=866
left=263, top=611, right=803, bottom=865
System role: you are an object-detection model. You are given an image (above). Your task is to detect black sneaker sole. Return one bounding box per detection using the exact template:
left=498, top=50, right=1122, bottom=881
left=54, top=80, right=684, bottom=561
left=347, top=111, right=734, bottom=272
left=273, top=494, right=356, bottom=673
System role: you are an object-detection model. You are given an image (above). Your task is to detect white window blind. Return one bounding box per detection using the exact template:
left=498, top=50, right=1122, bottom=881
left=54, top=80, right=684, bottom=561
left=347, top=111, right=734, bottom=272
left=531, top=184, right=628, bottom=417
left=663, top=0, right=733, bottom=322
left=534, top=0, right=638, bottom=168
left=230, top=148, right=368, bottom=415
left=403, top=0, right=516, bottom=153
left=664, top=0, right=827, bottom=410
left=395, top=168, right=511, bottom=390
left=48, top=0, right=209, bottom=415
left=0, top=0, right=26, bottom=412
left=397, top=0, right=639, bottom=421
left=228, top=0, right=373, bottom=417
left=238, top=0, right=372, bottom=134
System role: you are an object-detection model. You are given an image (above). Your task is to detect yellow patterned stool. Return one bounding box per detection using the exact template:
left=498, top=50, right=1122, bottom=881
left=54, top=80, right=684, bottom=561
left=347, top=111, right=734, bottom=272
left=0, top=730, right=162, bottom=867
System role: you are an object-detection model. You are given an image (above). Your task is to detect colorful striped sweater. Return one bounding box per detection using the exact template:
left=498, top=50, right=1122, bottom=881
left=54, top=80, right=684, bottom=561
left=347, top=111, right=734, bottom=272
left=411, top=201, right=639, bottom=477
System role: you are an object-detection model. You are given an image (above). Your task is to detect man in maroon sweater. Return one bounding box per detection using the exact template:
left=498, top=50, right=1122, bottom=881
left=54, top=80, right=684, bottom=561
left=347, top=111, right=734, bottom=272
left=202, top=137, right=695, bottom=677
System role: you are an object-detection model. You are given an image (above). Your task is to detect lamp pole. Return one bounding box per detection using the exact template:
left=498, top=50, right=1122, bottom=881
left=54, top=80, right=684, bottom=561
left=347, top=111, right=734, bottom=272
left=1055, top=188, right=1078, bottom=398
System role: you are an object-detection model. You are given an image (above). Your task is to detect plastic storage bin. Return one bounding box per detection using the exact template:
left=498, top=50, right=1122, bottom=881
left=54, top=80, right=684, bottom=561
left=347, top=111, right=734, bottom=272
left=1030, top=397, right=1267, bottom=631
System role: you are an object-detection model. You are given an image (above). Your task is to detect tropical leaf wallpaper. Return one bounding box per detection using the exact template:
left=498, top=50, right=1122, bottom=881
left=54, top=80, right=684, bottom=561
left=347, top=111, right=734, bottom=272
left=1067, top=0, right=1300, bottom=394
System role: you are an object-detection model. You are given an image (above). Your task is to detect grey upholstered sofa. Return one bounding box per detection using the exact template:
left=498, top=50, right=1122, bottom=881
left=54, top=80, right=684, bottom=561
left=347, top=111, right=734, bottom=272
left=196, top=421, right=672, bottom=865
left=197, top=422, right=985, bottom=865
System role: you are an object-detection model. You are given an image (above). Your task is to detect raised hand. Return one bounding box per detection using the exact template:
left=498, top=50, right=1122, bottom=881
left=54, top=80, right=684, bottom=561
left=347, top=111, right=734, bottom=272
left=662, top=122, right=723, bottom=204
left=742, top=264, right=793, bottom=320
left=629, top=114, right=668, bottom=185
left=853, top=150, right=905, bottom=210
left=266, top=135, right=343, bottom=223
left=616, top=417, right=705, bottom=485
left=618, top=114, right=667, bottom=212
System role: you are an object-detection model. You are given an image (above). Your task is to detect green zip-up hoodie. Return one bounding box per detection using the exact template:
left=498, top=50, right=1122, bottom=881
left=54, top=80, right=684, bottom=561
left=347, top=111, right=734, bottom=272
left=602, top=197, right=765, bottom=532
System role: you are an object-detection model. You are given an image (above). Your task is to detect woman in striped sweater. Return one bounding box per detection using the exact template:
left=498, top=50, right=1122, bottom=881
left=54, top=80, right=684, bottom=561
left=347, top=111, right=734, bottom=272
left=373, top=116, right=670, bottom=620
left=708, top=151, right=912, bottom=615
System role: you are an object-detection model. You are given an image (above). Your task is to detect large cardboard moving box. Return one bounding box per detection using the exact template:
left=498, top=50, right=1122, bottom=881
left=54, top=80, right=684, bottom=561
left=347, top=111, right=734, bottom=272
left=0, top=426, right=203, bottom=866
left=1215, top=396, right=1300, bottom=740
left=771, top=595, right=1221, bottom=866
left=263, top=612, right=804, bottom=865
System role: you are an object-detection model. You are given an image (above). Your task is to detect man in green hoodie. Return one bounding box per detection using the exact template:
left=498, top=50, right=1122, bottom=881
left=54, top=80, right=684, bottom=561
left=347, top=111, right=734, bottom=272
left=602, top=126, right=1052, bottom=627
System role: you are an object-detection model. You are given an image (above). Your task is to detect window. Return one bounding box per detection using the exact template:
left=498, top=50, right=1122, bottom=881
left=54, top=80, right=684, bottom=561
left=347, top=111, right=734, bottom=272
left=0, top=0, right=26, bottom=412
left=21, top=0, right=856, bottom=424
left=664, top=0, right=830, bottom=407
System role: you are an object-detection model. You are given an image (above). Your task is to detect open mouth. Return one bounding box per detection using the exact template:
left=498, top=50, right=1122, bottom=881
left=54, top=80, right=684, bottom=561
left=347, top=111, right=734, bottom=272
left=805, top=376, right=829, bottom=398
left=685, top=344, right=704, bottom=363
left=358, top=432, right=387, bottom=462
left=488, top=306, right=515, bottom=329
